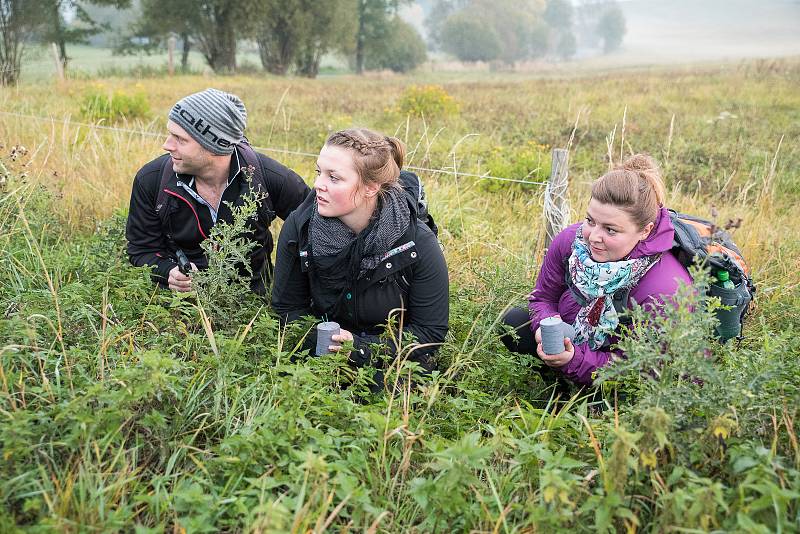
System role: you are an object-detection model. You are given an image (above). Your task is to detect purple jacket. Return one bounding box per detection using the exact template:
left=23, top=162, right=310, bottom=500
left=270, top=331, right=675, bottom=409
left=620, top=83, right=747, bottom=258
left=528, top=207, right=692, bottom=385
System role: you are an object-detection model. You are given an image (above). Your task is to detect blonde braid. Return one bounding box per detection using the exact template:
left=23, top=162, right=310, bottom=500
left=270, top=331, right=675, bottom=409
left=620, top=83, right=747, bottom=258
left=324, top=128, right=405, bottom=196
left=334, top=131, right=391, bottom=155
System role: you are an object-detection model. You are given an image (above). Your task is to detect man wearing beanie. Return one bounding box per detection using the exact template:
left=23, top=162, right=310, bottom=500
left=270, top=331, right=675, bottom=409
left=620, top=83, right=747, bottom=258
left=126, top=88, right=309, bottom=294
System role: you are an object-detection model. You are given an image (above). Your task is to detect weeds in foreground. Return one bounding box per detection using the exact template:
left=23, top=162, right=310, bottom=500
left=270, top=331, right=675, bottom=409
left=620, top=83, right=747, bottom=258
left=1, top=158, right=799, bottom=532
left=1, top=61, right=799, bottom=530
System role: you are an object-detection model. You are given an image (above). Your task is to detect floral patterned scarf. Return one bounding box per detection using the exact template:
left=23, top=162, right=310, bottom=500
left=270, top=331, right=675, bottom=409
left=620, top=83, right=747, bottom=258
left=568, top=226, right=660, bottom=350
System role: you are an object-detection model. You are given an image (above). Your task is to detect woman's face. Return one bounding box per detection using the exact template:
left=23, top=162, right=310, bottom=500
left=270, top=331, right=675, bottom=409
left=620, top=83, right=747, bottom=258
left=314, top=145, right=378, bottom=229
left=582, top=198, right=654, bottom=262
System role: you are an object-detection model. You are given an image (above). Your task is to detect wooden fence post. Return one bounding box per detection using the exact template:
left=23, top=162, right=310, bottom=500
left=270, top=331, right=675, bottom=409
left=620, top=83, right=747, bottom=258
left=167, top=36, right=176, bottom=76
left=51, top=43, right=64, bottom=83
left=544, top=148, right=570, bottom=248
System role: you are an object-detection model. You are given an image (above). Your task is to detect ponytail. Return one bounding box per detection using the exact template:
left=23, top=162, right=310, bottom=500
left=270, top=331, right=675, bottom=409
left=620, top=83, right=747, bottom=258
left=386, top=136, right=405, bottom=170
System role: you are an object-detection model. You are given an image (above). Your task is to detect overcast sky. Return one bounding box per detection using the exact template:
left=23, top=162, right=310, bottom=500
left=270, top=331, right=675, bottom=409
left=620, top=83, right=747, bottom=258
left=401, top=0, right=800, bottom=64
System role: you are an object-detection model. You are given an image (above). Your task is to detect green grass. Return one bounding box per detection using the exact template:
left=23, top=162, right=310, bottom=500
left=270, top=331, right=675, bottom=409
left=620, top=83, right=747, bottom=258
left=1, top=59, right=799, bottom=531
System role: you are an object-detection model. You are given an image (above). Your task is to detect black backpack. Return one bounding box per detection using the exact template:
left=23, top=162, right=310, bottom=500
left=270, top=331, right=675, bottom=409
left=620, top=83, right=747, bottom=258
left=400, top=170, right=438, bottom=236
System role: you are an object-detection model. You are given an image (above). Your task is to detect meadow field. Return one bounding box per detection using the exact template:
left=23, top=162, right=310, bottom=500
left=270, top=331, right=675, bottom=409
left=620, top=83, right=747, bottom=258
left=1, top=59, right=799, bottom=531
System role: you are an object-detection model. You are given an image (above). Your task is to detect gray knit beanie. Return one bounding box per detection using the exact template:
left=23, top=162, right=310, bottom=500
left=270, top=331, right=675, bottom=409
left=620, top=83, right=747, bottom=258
left=168, top=88, right=247, bottom=155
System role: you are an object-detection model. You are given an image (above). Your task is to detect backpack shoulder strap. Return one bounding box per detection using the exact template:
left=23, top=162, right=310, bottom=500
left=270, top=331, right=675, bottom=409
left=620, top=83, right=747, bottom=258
left=612, top=287, right=633, bottom=326
left=669, top=210, right=706, bottom=267
left=236, top=140, right=267, bottom=193
left=155, top=155, right=175, bottom=221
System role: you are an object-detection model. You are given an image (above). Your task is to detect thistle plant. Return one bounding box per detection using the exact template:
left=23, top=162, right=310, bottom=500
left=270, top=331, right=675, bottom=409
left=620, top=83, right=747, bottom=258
left=191, top=166, right=265, bottom=328
left=594, top=265, right=721, bottom=405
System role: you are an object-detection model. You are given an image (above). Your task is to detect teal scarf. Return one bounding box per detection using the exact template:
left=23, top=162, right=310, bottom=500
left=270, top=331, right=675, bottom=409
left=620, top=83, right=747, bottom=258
left=568, top=226, right=660, bottom=350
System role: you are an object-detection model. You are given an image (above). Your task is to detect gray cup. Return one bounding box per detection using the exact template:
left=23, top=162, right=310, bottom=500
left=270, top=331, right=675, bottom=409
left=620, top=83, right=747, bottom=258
left=540, top=317, right=575, bottom=355
left=315, top=321, right=341, bottom=356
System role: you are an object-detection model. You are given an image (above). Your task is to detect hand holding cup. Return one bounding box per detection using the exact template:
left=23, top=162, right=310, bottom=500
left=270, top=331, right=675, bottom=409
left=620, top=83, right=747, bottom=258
left=315, top=322, right=341, bottom=356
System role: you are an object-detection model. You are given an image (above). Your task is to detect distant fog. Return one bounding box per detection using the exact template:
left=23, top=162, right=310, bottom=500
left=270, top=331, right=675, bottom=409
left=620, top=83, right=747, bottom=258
left=615, top=0, right=800, bottom=64
left=402, top=0, right=800, bottom=67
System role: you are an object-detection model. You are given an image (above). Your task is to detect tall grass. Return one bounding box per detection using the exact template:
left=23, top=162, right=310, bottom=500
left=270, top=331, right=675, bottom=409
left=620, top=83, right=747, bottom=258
left=1, top=60, right=799, bottom=531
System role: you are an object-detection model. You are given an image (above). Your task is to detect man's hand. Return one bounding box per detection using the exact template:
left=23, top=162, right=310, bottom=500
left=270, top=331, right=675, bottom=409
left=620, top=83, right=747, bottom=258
left=329, top=328, right=355, bottom=354
left=168, top=263, right=197, bottom=292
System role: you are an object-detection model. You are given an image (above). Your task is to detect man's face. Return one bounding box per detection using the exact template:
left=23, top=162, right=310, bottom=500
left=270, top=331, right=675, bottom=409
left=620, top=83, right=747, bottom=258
left=162, top=120, right=212, bottom=175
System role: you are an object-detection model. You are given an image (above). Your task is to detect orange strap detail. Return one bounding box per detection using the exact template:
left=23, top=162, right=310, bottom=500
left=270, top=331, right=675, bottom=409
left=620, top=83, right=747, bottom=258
left=707, top=244, right=750, bottom=276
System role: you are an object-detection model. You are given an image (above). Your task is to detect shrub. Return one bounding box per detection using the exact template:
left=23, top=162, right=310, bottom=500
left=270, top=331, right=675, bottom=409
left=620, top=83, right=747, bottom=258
left=79, top=89, right=150, bottom=123
left=440, top=0, right=547, bottom=63
left=191, top=169, right=266, bottom=329
left=396, top=84, right=459, bottom=118
left=482, top=141, right=551, bottom=191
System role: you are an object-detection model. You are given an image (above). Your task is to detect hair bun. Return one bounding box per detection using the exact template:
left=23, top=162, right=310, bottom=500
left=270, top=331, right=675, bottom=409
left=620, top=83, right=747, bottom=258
left=620, top=154, right=657, bottom=173
left=386, top=136, right=405, bottom=170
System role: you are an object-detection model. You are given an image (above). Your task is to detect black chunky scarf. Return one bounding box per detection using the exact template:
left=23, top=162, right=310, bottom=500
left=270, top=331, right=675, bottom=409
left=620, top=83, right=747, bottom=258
left=309, top=186, right=410, bottom=277
left=307, top=186, right=411, bottom=318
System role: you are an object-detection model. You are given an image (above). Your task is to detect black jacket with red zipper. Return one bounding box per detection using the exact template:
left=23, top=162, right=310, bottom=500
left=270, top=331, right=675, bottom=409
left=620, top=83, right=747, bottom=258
left=125, top=147, right=309, bottom=293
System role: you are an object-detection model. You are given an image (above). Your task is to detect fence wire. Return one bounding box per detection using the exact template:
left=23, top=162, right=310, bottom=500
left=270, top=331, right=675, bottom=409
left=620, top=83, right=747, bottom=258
left=0, top=110, right=549, bottom=186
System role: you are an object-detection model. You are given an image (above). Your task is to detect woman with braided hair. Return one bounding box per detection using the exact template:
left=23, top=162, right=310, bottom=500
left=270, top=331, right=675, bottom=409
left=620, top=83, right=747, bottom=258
left=272, top=128, right=449, bottom=385
left=501, top=154, right=692, bottom=386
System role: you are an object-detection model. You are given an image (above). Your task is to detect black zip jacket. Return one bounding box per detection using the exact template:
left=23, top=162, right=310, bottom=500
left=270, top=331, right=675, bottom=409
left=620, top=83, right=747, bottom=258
left=126, top=148, right=309, bottom=293
left=272, top=191, right=449, bottom=370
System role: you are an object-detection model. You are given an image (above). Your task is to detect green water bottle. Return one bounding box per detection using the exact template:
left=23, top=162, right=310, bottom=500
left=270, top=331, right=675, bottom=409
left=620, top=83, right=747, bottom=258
left=716, top=270, right=736, bottom=289
left=713, top=269, right=740, bottom=341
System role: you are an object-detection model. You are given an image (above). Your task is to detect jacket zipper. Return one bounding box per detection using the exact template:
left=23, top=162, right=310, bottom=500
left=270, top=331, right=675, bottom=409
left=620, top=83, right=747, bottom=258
left=164, top=189, right=208, bottom=239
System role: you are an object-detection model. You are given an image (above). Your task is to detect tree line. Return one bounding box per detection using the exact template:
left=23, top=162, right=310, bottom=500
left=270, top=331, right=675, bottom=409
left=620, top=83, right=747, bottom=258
left=0, top=0, right=626, bottom=85
left=428, top=0, right=626, bottom=64
left=120, top=0, right=427, bottom=78
left=0, top=0, right=427, bottom=83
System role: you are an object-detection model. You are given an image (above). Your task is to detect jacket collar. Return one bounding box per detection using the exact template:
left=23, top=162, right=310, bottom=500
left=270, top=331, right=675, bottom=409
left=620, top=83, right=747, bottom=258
left=629, top=207, right=675, bottom=259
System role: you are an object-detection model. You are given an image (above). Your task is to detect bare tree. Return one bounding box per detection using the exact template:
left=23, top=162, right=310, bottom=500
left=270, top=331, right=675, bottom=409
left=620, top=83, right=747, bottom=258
left=0, top=0, right=46, bottom=85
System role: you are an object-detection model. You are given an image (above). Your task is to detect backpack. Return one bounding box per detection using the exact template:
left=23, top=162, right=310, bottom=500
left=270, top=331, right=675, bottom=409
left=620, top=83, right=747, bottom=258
left=610, top=211, right=754, bottom=342
left=400, top=169, right=438, bottom=236
left=566, top=210, right=754, bottom=343
left=668, top=210, right=754, bottom=341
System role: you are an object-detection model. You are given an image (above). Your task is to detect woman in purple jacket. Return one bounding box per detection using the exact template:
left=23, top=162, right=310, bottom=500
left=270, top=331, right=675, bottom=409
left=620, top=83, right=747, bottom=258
left=501, top=154, right=692, bottom=386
